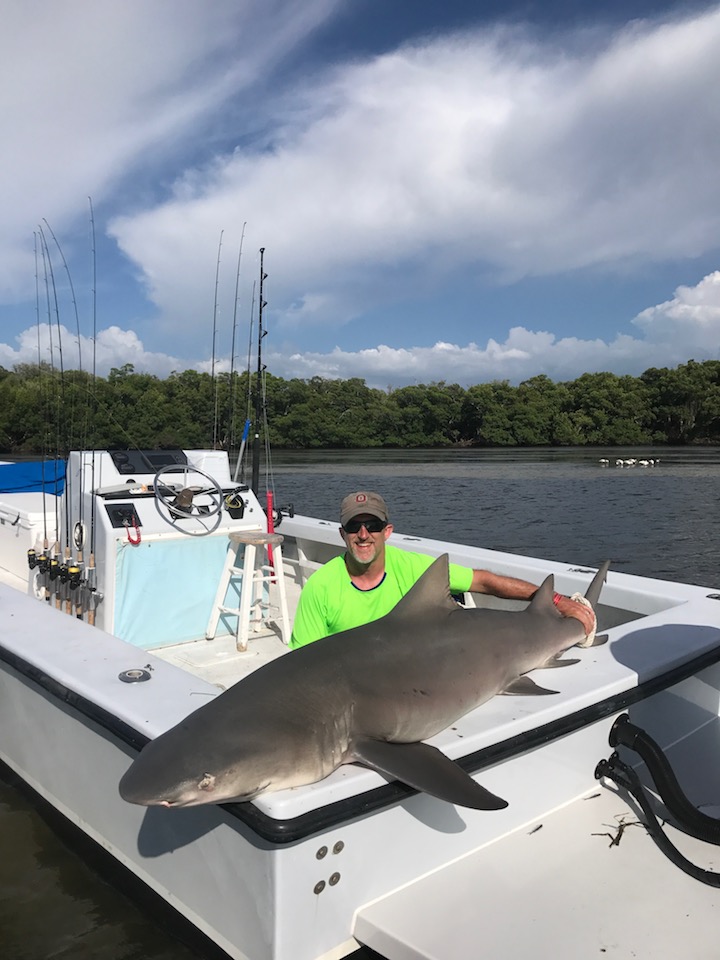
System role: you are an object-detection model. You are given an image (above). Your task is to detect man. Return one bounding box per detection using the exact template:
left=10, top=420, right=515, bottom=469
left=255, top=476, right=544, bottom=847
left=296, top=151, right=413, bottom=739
left=289, top=491, right=597, bottom=649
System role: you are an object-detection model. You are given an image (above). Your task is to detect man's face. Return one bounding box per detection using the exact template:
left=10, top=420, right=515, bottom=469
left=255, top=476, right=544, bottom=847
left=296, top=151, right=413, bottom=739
left=340, top=513, right=393, bottom=567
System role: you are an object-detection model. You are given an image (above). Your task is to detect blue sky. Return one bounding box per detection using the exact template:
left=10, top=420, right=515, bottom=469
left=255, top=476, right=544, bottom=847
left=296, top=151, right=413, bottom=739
left=2, top=0, right=720, bottom=388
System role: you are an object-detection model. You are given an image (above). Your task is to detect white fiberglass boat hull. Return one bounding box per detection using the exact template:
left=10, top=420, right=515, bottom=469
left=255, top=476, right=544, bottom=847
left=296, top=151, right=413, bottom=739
left=2, top=450, right=720, bottom=960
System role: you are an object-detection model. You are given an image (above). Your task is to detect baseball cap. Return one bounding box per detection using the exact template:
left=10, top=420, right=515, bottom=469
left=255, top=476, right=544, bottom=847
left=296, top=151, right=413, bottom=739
left=340, top=491, right=389, bottom=527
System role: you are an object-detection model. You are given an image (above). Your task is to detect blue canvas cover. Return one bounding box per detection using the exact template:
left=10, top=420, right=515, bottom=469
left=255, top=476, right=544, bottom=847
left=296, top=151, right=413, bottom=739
left=0, top=460, right=66, bottom=494
left=114, top=535, right=230, bottom=648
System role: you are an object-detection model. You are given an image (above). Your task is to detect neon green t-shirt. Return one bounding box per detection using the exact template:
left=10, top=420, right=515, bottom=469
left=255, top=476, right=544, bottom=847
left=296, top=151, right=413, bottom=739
left=289, top=545, right=473, bottom=649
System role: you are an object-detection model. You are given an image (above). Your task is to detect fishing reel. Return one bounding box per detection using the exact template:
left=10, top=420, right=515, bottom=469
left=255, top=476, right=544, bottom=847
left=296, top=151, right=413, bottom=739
left=270, top=503, right=294, bottom=528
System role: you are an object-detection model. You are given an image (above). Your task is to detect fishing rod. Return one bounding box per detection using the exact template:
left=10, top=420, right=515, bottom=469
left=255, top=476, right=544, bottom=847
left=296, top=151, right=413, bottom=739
left=86, top=196, right=99, bottom=626
left=27, top=232, right=51, bottom=602
left=211, top=229, right=224, bottom=450
left=39, top=224, right=81, bottom=615
left=44, top=217, right=85, bottom=617
left=232, top=278, right=256, bottom=484
left=243, top=252, right=292, bottom=529
left=227, top=222, right=246, bottom=455
left=43, top=218, right=83, bottom=376
left=36, top=229, right=64, bottom=608
left=251, top=248, right=267, bottom=495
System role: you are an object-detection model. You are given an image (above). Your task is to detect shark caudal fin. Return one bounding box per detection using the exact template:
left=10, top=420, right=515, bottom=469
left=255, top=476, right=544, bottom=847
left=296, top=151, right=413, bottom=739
left=584, top=560, right=611, bottom=608
left=571, top=561, right=611, bottom=648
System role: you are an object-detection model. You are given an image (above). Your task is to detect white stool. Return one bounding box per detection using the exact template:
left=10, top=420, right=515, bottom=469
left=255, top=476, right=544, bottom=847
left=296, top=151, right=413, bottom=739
left=206, top=530, right=290, bottom=651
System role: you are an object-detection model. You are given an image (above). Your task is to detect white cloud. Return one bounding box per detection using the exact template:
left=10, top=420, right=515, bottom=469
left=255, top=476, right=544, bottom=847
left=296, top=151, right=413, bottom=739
left=109, top=6, right=720, bottom=338
left=4, top=270, right=718, bottom=388
left=265, top=330, right=656, bottom=388
left=0, top=0, right=339, bottom=302
left=633, top=270, right=720, bottom=348
left=263, top=270, right=720, bottom=386
left=3, top=3, right=720, bottom=391
left=0, top=324, right=186, bottom=378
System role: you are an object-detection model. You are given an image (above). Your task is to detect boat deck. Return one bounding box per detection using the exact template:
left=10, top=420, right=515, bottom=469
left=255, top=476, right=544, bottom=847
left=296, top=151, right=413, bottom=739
left=356, top=773, right=720, bottom=959
left=148, top=558, right=304, bottom=687
left=151, top=620, right=294, bottom=689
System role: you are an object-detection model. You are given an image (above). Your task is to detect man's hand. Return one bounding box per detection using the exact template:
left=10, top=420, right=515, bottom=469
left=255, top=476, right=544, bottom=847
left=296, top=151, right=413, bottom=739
left=554, top=593, right=597, bottom=639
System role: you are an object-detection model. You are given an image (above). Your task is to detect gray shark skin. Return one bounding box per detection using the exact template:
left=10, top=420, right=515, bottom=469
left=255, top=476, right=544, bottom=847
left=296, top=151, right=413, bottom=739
left=119, top=556, right=610, bottom=812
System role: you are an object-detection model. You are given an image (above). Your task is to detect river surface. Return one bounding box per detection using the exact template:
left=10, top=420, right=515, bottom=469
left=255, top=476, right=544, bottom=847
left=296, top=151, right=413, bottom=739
left=2, top=446, right=719, bottom=959
left=270, top=445, right=720, bottom=587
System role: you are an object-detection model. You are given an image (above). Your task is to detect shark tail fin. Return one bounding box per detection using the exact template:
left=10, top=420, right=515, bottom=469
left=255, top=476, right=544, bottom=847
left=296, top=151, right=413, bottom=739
left=584, top=560, right=611, bottom=608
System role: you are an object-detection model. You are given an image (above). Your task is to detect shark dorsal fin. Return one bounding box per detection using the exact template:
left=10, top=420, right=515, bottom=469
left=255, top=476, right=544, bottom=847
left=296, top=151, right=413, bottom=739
left=528, top=574, right=556, bottom=613
left=388, top=554, right=458, bottom=619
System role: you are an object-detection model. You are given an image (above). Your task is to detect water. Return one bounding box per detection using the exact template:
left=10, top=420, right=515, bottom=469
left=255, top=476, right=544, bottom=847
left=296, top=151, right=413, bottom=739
left=2, top=446, right=719, bottom=959
left=0, top=769, right=198, bottom=960
left=272, top=445, right=720, bottom=587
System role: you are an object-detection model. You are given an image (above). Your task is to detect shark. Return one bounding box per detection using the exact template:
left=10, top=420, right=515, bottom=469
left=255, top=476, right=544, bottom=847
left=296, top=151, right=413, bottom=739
left=119, top=555, right=610, bottom=811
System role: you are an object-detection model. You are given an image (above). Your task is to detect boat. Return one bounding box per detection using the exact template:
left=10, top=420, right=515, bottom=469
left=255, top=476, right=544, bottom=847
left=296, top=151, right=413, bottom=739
left=2, top=446, right=720, bottom=960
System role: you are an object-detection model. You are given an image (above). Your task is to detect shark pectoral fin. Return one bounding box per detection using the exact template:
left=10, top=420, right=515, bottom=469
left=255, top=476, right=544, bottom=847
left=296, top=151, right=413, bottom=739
left=351, top=738, right=508, bottom=811
left=537, top=656, right=581, bottom=668
left=502, top=676, right=558, bottom=696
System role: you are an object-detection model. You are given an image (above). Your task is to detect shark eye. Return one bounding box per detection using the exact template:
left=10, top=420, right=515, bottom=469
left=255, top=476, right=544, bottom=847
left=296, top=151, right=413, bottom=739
left=198, top=773, right=216, bottom=791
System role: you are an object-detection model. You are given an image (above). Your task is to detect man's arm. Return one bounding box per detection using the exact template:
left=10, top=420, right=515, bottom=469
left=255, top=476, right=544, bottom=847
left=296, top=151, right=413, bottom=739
left=467, top=569, right=596, bottom=637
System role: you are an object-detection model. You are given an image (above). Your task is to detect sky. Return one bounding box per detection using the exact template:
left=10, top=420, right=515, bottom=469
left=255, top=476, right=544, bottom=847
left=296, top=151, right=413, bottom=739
left=2, top=0, right=720, bottom=389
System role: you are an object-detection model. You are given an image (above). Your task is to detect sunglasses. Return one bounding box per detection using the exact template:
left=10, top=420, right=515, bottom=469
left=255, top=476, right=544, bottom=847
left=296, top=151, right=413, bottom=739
left=342, top=518, right=387, bottom=534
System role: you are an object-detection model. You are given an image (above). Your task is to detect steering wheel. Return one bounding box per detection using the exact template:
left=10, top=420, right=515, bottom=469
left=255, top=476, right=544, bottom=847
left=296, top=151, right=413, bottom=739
left=153, top=464, right=224, bottom=533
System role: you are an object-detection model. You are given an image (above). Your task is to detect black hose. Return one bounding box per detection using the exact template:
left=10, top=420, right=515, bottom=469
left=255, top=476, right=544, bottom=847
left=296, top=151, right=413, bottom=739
left=595, top=755, right=720, bottom=887
left=609, top=714, right=720, bottom=845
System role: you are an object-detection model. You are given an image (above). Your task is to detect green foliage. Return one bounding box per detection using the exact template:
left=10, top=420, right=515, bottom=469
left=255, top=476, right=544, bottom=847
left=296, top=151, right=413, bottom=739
left=389, top=382, right=464, bottom=446
left=458, top=382, right=516, bottom=445
left=641, top=360, right=720, bottom=443
left=1, top=360, right=719, bottom=454
left=568, top=372, right=653, bottom=445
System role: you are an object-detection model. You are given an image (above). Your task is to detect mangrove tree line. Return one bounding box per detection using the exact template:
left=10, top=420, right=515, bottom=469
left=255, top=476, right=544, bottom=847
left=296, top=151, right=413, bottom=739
left=1, top=359, right=719, bottom=454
